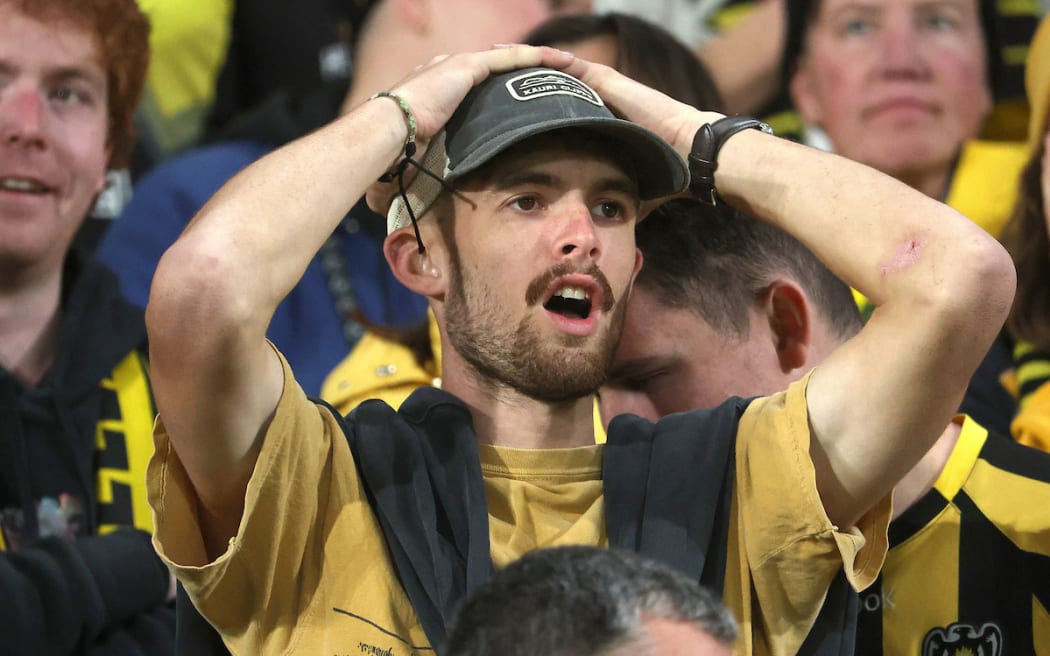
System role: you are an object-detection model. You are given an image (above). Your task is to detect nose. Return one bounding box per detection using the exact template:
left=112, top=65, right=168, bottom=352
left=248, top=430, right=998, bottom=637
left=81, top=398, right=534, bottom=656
left=553, top=201, right=601, bottom=260
left=1, top=85, right=47, bottom=148
left=878, top=22, right=929, bottom=80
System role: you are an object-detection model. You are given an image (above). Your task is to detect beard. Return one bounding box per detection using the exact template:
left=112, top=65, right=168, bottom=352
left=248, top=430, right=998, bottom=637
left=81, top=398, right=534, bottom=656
left=444, top=253, right=627, bottom=403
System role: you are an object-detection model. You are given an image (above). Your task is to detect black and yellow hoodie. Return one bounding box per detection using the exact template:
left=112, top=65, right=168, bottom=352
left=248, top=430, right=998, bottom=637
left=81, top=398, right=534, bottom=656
left=0, top=251, right=172, bottom=655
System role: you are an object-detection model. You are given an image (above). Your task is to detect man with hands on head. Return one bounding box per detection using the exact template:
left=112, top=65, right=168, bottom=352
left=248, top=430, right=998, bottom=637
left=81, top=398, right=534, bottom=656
left=145, top=45, right=1015, bottom=655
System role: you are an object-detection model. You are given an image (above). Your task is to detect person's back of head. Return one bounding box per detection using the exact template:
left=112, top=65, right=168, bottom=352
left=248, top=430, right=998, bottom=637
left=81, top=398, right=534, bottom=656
left=525, top=12, right=725, bottom=112
left=635, top=199, right=861, bottom=342
left=600, top=198, right=861, bottom=420
left=444, top=546, right=736, bottom=656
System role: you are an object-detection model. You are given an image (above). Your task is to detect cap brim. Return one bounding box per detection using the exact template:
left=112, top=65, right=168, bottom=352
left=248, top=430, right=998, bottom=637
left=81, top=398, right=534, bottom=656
left=447, top=117, right=688, bottom=201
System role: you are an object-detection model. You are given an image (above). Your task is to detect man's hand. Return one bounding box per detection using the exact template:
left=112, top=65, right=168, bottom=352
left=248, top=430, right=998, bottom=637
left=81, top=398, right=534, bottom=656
left=365, top=45, right=576, bottom=215
left=561, top=58, right=725, bottom=159
left=384, top=45, right=577, bottom=146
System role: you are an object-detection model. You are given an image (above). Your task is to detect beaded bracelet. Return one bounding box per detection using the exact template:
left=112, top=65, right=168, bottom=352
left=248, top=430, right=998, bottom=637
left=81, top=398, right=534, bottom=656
left=370, top=90, right=417, bottom=158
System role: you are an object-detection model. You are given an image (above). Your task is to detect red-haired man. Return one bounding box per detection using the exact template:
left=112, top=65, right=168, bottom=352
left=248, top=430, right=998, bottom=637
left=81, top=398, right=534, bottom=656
left=0, top=1, right=168, bottom=653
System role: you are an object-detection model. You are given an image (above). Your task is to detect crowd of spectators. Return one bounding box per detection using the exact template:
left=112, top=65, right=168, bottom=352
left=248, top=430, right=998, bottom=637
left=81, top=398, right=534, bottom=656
left=2, top=0, right=1050, bottom=654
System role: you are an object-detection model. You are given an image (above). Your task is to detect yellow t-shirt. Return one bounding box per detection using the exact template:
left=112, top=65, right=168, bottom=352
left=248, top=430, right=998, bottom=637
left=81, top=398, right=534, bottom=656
left=862, top=417, right=1050, bottom=652
left=149, top=350, right=889, bottom=655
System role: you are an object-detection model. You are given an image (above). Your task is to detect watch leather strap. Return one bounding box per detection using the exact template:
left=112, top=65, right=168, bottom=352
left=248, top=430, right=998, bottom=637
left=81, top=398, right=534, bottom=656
left=689, top=116, right=773, bottom=205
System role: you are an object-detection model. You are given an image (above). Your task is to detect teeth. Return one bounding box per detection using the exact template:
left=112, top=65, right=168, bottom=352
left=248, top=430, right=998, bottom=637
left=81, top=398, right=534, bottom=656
left=1, top=178, right=47, bottom=193
left=554, top=286, right=590, bottom=301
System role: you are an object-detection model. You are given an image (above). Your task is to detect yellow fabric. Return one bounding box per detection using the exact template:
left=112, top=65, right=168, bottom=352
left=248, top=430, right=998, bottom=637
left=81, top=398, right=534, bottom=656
left=149, top=350, right=889, bottom=656
left=96, top=351, right=156, bottom=535
left=1012, top=380, right=1050, bottom=452
left=1036, top=596, right=1050, bottom=652
left=1006, top=342, right=1050, bottom=452
left=1026, top=15, right=1050, bottom=153
left=2, top=350, right=157, bottom=552
left=873, top=418, right=1050, bottom=651
left=135, top=0, right=234, bottom=154
left=481, top=444, right=607, bottom=568
left=945, top=140, right=1028, bottom=239
left=321, top=321, right=442, bottom=413
left=726, top=373, right=890, bottom=656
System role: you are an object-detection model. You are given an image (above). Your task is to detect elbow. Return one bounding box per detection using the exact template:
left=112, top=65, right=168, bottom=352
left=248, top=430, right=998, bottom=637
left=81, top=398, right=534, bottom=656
left=928, top=234, right=1016, bottom=350
left=146, top=238, right=259, bottom=356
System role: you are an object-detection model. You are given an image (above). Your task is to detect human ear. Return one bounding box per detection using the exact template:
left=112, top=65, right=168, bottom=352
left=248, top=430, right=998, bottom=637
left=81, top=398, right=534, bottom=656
left=764, top=279, right=812, bottom=372
left=789, top=59, right=824, bottom=127
left=384, top=225, right=446, bottom=298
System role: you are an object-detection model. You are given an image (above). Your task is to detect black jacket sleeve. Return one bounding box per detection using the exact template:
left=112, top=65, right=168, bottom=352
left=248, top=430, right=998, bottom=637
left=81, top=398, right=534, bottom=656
left=0, top=528, right=172, bottom=655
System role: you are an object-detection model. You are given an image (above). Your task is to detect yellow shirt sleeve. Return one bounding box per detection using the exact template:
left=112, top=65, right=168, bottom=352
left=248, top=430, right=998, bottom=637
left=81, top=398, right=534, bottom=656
left=725, top=370, right=891, bottom=656
left=147, top=344, right=427, bottom=654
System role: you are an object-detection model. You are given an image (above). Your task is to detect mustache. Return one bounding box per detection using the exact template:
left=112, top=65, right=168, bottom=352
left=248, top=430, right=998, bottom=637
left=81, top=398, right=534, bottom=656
left=525, top=262, right=616, bottom=312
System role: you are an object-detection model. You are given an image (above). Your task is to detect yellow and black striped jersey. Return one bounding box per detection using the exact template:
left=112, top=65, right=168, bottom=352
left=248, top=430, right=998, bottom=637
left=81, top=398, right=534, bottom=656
left=856, top=417, right=1050, bottom=655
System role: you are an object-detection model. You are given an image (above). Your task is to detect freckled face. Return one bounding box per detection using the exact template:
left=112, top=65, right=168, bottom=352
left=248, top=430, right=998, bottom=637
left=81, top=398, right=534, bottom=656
left=0, top=6, right=108, bottom=271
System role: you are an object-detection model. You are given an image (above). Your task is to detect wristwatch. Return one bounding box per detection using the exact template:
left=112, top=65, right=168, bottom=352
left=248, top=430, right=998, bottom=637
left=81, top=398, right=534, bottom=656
left=688, top=115, right=774, bottom=205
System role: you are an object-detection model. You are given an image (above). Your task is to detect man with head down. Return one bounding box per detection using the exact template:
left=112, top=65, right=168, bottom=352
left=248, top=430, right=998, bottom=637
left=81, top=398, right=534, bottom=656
left=144, top=46, right=1015, bottom=654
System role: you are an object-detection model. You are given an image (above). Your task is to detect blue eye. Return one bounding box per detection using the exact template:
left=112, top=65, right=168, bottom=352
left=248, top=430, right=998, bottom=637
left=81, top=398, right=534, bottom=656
left=843, top=17, right=875, bottom=36
left=922, top=12, right=957, bottom=31
left=49, top=85, right=88, bottom=105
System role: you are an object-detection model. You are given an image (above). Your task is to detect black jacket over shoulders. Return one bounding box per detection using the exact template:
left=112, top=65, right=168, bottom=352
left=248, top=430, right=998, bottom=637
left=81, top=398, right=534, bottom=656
left=0, top=251, right=173, bottom=655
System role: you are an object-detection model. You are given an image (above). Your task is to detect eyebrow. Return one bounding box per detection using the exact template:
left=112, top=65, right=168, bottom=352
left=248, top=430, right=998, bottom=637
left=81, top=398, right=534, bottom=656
left=0, top=59, right=105, bottom=89
left=489, top=170, right=639, bottom=198
left=827, top=0, right=966, bottom=16
left=47, top=66, right=105, bottom=89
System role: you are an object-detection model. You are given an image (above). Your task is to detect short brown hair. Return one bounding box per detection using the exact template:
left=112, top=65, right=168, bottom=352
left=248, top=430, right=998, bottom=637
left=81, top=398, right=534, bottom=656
left=8, top=0, right=150, bottom=169
left=636, top=199, right=863, bottom=341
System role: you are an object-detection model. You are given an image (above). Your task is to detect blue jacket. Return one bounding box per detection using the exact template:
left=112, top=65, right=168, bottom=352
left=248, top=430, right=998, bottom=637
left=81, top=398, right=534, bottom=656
left=99, top=84, right=428, bottom=396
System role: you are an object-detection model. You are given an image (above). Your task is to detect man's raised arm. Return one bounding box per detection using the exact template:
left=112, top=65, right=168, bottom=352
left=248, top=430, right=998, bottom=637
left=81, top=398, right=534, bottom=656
left=567, top=59, right=1016, bottom=528
left=145, top=46, right=575, bottom=555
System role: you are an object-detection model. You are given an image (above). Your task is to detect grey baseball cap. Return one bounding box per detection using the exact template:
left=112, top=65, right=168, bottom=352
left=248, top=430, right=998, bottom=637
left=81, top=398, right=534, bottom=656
left=387, top=67, right=689, bottom=234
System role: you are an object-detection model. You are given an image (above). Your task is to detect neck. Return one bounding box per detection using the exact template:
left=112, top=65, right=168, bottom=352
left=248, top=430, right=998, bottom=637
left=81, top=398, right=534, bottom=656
left=0, top=262, right=65, bottom=385
left=893, top=163, right=953, bottom=201
left=440, top=348, right=598, bottom=450
left=891, top=420, right=961, bottom=519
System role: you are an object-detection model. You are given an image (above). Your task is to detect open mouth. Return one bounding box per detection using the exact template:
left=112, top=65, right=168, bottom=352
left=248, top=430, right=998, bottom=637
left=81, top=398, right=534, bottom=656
left=543, top=285, right=593, bottom=320
left=0, top=177, right=51, bottom=195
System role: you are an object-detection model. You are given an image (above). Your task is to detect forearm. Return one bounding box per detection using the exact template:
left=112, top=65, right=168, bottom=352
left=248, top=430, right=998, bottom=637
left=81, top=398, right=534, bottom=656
left=716, top=130, right=1011, bottom=315
left=714, top=131, right=1015, bottom=524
